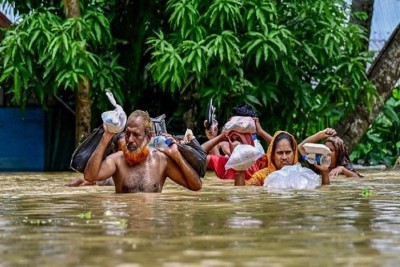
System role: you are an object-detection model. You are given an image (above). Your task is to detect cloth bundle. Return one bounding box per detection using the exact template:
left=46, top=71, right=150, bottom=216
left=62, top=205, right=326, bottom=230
left=101, top=91, right=127, bottom=133
left=223, top=116, right=256, bottom=134
left=225, top=144, right=264, bottom=171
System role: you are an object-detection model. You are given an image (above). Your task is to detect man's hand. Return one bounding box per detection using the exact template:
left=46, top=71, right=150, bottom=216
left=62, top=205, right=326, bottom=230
left=161, top=143, right=179, bottom=158
left=103, top=123, right=118, bottom=137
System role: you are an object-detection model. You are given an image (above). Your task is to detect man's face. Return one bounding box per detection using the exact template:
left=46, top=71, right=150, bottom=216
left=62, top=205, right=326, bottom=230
left=125, top=117, right=148, bottom=152
left=122, top=117, right=150, bottom=166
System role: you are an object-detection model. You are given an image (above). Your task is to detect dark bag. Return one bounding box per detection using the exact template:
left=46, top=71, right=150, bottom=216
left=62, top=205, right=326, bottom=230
left=70, top=126, right=116, bottom=173
left=176, top=138, right=207, bottom=178
left=151, top=114, right=167, bottom=135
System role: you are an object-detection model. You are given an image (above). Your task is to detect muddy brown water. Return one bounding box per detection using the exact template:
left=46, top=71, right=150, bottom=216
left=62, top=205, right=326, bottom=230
left=1, top=170, right=400, bottom=267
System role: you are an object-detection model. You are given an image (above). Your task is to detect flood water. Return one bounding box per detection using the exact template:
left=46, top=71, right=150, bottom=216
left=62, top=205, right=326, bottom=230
left=1, top=170, right=400, bottom=267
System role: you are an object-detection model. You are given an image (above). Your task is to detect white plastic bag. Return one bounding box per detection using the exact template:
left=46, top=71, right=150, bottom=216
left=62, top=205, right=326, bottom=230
left=101, top=91, right=127, bottom=133
left=223, top=116, right=256, bottom=134
left=225, top=144, right=264, bottom=171
left=264, top=163, right=320, bottom=190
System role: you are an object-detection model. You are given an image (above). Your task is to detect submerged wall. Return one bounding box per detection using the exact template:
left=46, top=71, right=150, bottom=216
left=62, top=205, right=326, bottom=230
left=0, top=108, right=45, bottom=171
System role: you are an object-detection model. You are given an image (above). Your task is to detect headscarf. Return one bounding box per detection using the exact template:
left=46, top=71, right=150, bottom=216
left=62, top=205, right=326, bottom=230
left=325, top=136, right=361, bottom=176
left=245, top=131, right=299, bottom=186
left=227, top=131, right=254, bottom=147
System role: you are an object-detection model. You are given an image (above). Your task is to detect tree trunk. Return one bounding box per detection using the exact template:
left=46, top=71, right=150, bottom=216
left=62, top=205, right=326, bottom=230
left=63, top=0, right=80, bottom=18
left=350, top=0, right=374, bottom=51
left=75, top=78, right=91, bottom=143
left=335, top=23, right=400, bottom=152
left=63, top=0, right=92, bottom=145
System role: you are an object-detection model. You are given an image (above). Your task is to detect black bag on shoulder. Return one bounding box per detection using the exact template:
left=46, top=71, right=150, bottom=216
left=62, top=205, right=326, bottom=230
left=176, top=138, right=207, bottom=178
left=70, top=126, right=116, bottom=173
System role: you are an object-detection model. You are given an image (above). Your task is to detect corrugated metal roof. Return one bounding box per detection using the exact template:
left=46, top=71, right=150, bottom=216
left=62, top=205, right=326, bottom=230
left=369, top=0, right=400, bottom=52
left=0, top=2, right=17, bottom=23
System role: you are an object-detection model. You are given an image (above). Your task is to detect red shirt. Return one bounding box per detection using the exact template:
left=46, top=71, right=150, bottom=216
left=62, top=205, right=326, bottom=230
left=207, top=155, right=264, bottom=180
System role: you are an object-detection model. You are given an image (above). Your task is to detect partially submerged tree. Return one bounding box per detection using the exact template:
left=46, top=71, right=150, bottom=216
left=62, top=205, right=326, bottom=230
left=335, top=23, right=400, bottom=154
left=333, top=0, right=400, bottom=165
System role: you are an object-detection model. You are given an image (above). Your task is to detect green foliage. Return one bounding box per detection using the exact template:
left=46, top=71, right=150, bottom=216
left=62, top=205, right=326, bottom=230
left=1, top=0, right=396, bottom=167
left=361, top=187, right=373, bottom=197
left=146, top=0, right=373, bottom=135
left=351, top=88, right=400, bottom=166
left=0, top=5, right=124, bottom=111
left=77, top=211, right=92, bottom=219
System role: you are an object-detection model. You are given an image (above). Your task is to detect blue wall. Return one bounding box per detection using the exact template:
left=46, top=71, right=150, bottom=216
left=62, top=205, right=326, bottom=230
left=0, top=108, right=45, bottom=171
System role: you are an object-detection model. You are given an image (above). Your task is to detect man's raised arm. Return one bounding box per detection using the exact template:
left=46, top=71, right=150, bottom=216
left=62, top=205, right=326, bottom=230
left=84, top=126, right=116, bottom=182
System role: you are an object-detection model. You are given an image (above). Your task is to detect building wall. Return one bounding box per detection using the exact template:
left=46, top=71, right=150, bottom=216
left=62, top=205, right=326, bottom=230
left=0, top=108, right=45, bottom=171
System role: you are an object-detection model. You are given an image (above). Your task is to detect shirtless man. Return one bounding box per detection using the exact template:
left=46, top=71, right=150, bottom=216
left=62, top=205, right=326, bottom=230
left=84, top=110, right=202, bottom=193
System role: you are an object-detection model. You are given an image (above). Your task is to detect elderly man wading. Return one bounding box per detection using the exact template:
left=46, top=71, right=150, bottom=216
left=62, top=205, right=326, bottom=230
left=84, top=110, right=202, bottom=193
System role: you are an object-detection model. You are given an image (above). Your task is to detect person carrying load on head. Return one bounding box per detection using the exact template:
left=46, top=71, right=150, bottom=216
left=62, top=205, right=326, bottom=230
left=203, top=103, right=272, bottom=157
left=298, top=128, right=362, bottom=178
left=201, top=108, right=272, bottom=181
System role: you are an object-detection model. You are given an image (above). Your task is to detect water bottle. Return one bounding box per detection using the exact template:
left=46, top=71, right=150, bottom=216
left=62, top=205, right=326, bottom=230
left=304, top=153, right=331, bottom=167
left=150, top=136, right=172, bottom=151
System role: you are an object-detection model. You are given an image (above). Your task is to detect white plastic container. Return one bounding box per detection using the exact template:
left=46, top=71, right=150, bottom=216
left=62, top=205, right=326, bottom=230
left=303, top=143, right=331, bottom=155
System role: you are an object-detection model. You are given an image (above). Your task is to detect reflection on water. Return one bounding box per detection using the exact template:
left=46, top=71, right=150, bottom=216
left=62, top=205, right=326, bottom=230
left=1, top=170, right=400, bottom=266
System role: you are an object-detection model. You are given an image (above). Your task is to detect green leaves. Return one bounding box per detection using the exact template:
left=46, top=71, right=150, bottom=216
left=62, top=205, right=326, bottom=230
left=244, top=0, right=277, bottom=32
left=147, top=32, right=186, bottom=93
left=361, top=187, right=373, bottom=197
left=77, top=211, right=92, bottom=219
left=181, top=39, right=208, bottom=74
left=167, top=0, right=199, bottom=38
left=145, top=0, right=373, bottom=137
left=0, top=7, right=124, bottom=108
left=206, top=30, right=241, bottom=65
left=351, top=87, right=400, bottom=166
left=243, top=26, right=293, bottom=67
left=206, top=0, right=242, bottom=32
